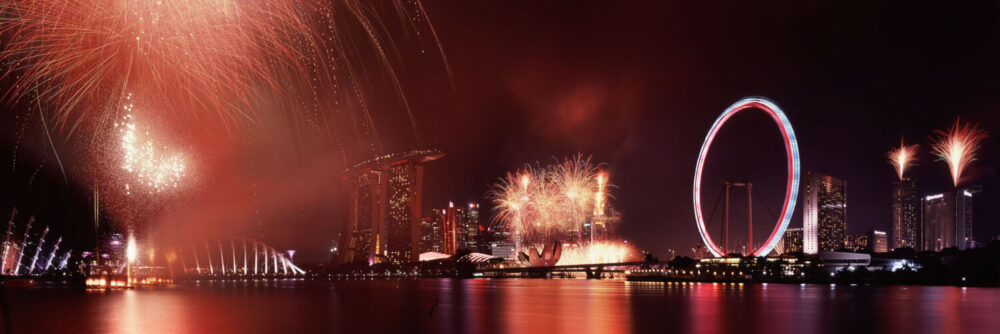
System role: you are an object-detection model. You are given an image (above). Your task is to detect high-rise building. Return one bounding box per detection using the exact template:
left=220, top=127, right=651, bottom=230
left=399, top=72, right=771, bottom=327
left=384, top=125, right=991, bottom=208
left=436, top=201, right=482, bottom=254
left=803, top=172, right=847, bottom=254
left=419, top=212, right=445, bottom=253
left=845, top=232, right=869, bottom=252
left=338, top=150, right=443, bottom=265
left=890, top=178, right=921, bottom=250
left=923, top=189, right=975, bottom=251
left=462, top=203, right=481, bottom=251
left=871, top=230, right=888, bottom=253
left=781, top=227, right=803, bottom=254
left=846, top=230, right=888, bottom=253
left=418, top=216, right=433, bottom=252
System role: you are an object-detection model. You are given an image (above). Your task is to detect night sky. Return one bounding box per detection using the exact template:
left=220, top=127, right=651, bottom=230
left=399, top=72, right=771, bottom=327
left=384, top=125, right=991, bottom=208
left=2, top=1, right=1000, bottom=261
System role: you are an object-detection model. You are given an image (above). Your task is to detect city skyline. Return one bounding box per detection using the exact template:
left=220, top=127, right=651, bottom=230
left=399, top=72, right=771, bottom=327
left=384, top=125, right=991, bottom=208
left=0, top=2, right=999, bottom=262
left=0, top=2, right=999, bottom=332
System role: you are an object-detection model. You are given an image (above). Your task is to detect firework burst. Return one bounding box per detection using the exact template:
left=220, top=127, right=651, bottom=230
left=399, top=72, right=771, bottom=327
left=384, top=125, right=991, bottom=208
left=887, top=138, right=918, bottom=180
left=489, top=166, right=537, bottom=241
left=489, top=154, right=614, bottom=246
left=2, top=0, right=456, bottom=173
left=114, top=96, right=187, bottom=195
left=931, top=119, right=988, bottom=187
left=0, top=0, right=322, bottom=132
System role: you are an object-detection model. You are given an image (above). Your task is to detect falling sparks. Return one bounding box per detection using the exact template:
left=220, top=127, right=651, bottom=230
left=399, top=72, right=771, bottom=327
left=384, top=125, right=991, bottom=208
left=0, top=0, right=452, bottom=167
left=931, top=119, right=987, bottom=187
left=115, top=99, right=186, bottom=194
left=0, top=0, right=325, bottom=130
left=887, top=138, right=918, bottom=181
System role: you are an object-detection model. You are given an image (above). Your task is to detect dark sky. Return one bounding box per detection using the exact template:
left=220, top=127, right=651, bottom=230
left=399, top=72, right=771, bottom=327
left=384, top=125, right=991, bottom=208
left=415, top=1, right=1000, bottom=257
left=3, top=1, right=1000, bottom=261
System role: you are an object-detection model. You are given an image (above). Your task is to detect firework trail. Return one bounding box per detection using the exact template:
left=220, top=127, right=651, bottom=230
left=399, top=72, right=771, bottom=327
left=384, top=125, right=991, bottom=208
left=28, top=226, right=49, bottom=273
left=271, top=247, right=278, bottom=273
left=58, top=250, right=71, bottom=270
left=931, top=119, right=988, bottom=187
left=218, top=240, right=226, bottom=274
left=191, top=245, right=202, bottom=275
left=204, top=240, right=214, bottom=275
left=13, top=216, right=33, bottom=275
left=2, top=208, right=14, bottom=273
left=43, top=236, right=62, bottom=272
left=887, top=137, right=918, bottom=181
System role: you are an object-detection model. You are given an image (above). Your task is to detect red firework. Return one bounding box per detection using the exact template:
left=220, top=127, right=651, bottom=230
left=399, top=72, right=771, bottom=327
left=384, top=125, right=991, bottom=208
left=931, top=119, right=988, bottom=187
left=887, top=137, right=918, bottom=181
left=0, top=0, right=319, bottom=133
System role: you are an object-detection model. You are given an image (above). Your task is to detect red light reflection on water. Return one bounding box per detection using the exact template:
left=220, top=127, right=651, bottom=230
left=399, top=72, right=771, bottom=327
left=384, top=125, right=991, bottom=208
left=4, top=280, right=1000, bottom=333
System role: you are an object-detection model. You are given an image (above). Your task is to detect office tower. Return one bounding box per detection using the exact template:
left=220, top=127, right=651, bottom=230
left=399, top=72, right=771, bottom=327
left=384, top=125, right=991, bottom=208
left=781, top=227, right=803, bottom=254
left=923, top=189, right=975, bottom=251
left=802, top=172, right=847, bottom=254
left=463, top=203, right=481, bottom=251
left=438, top=201, right=482, bottom=254
left=891, top=178, right=920, bottom=250
left=440, top=202, right=457, bottom=254
left=419, top=212, right=445, bottom=253
left=871, top=230, right=888, bottom=253
left=845, top=230, right=886, bottom=252
left=846, top=232, right=869, bottom=252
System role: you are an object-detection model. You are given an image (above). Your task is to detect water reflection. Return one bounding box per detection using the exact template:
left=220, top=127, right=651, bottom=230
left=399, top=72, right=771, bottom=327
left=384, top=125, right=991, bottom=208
left=3, top=280, right=999, bottom=333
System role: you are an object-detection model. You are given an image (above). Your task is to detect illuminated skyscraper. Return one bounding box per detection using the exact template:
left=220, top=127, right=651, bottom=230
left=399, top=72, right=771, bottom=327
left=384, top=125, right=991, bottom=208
left=802, top=172, right=846, bottom=254
left=890, top=178, right=920, bottom=250
left=781, top=227, right=803, bottom=254
left=419, top=212, right=445, bottom=253
left=846, top=232, right=869, bottom=252
left=845, top=230, right=887, bottom=253
left=441, top=202, right=456, bottom=254
left=923, top=189, right=975, bottom=251
left=436, top=201, right=481, bottom=254
left=338, top=150, right=443, bottom=265
left=465, top=203, right=492, bottom=252
left=871, top=230, right=888, bottom=253
left=460, top=203, right=481, bottom=251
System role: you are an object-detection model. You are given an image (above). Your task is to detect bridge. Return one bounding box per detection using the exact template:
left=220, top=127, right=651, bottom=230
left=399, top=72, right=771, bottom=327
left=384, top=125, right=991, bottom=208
left=474, top=261, right=663, bottom=279
left=473, top=256, right=808, bottom=283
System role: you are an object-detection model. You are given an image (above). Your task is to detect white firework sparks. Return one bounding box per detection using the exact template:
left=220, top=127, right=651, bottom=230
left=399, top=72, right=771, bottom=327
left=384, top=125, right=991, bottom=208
left=489, top=154, right=613, bottom=242
left=115, top=99, right=187, bottom=194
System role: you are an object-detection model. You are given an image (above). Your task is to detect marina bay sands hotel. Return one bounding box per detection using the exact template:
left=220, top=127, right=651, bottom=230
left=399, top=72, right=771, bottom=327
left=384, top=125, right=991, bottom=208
left=336, top=150, right=443, bottom=265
